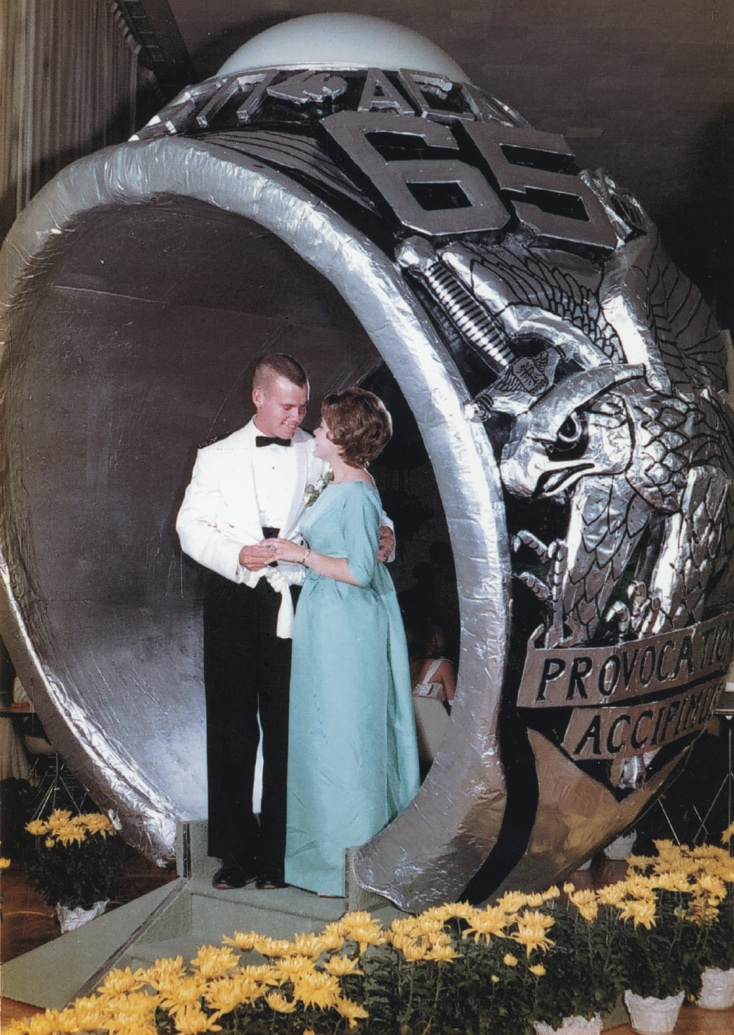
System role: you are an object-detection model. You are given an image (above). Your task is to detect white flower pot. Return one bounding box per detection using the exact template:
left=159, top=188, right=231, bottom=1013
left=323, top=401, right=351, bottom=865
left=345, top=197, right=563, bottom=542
left=603, top=830, right=637, bottom=860
left=696, top=966, right=734, bottom=1010
left=55, top=899, right=108, bottom=933
left=624, top=989, right=684, bottom=1035
left=534, top=1014, right=603, bottom=1035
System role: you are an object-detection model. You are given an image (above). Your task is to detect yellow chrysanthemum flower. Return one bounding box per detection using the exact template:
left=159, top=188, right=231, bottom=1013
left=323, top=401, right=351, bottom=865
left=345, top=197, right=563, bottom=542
left=13, top=1012, right=66, bottom=1035
left=47, top=809, right=73, bottom=826
left=696, top=873, right=727, bottom=899
left=318, top=928, right=345, bottom=953
left=272, top=954, right=317, bottom=981
left=207, top=972, right=263, bottom=1012
left=440, top=900, right=476, bottom=921
left=529, top=963, right=547, bottom=977
left=411, top=916, right=445, bottom=938
left=72, top=995, right=109, bottom=1031
left=462, top=905, right=511, bottom=943
left=25, top=820, right=47, bottom=837
left=399, top=940, right=428, bottom=962
left=622, top=874, right=656, bottom=898
left=265, top=992, right=296, bottom=1014
left=414, top=904, right=455, bottom=926
left=425, top=942, right=459, bottom=963
left=617, top=897, right=657, bottom=929
left=157, top=974, right=208, bottom=1015
left=242, top=963, right=278, bottom=983
left=140, top=955, right=186, bottom=991
left=0, top=856, right=11, bottom=869
left=694, top=844, right=727, bottom=861
left=98, top=967, right=143, bottom=996
left=337, top=913, right=387, bottom=952
left=170, top=1004, right=220, bottom=1034
left=203, top=976, right=245, bottom=1017
left=390, top=916, right=418, bottom=938
left=83, top=813, right=115, bottom=836
left=292, top=971, right=341, bottom=1010
left=223, top=931, right=258, bottom=953
left=28, top=1008, right=78, bottom=1034
left=596, top=883, right=626, bottom=906
left=503, top=953, right=519, bottom=967
left=323, top=955, right=363, bottom=976
left=340, top=910, right=373, bottom=925
left=720, top=820, right=734, bottom=843
left=511, top=931, right=555, bottom=956
left=58, top=828, right=87, bottom=847
left=651, top=870, right=692, bottom=893
left=291, top=932, right=329, bottom=958
left=515, top=909, right=555, bottom=931
left=523, top=887, right=559, bottom=907
left=105, top=991, right=160, bottom=1031
left=253, top=935, right=294, bottom=958
left=190, top=945, right=240, bottom=979
left=567, top=889, right=599, bottom=922
left=510, top=910, right=555, bottom=956
left=334, top=996, right=370, bottom=1029
left=495, top=890, right=528, bottom=914
left=687, top=898, right=719, bottom=925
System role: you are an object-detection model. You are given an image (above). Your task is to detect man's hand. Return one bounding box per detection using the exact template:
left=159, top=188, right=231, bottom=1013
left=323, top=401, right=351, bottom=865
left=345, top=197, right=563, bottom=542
left=238, top=543, right=274, bottom=571
left=377, top=525, right=395, bottom=564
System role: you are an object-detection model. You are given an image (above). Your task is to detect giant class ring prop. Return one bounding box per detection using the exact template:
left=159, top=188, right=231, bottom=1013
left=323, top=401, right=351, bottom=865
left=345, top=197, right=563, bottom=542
left=1, top=15, right=733, bottom=909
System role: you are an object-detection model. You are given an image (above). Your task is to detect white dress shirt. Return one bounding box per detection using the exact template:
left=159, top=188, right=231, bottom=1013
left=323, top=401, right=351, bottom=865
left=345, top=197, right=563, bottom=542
left=177, top=419, right=328, bottom=637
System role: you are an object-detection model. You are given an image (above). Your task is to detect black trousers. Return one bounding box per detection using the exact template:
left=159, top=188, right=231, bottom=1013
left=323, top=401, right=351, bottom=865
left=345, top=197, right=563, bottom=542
left=203, top=575, right=296, bottom=879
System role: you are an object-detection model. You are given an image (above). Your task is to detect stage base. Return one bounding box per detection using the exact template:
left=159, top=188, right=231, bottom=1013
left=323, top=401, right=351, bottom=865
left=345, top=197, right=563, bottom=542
left=1, top=821, right=398, bottom=1010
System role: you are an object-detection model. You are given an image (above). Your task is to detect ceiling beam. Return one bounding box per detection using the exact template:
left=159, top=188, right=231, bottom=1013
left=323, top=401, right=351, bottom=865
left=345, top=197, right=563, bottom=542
left=116, top=0, right=196, bottom=92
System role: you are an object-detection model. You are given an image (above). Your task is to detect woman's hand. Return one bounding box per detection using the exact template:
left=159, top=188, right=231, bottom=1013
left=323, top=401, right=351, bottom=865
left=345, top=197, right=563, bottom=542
left=265, top=537, right=310, bottom=564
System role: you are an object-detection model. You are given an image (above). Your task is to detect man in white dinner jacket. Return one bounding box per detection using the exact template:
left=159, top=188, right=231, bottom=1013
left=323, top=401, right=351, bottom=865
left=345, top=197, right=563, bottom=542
left=176, top=353, right=327, bottom=890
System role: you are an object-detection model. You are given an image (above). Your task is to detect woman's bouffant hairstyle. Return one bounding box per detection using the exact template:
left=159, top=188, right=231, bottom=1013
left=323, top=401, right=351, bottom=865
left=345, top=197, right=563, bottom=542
left=321, top=388, right=392, bottom=468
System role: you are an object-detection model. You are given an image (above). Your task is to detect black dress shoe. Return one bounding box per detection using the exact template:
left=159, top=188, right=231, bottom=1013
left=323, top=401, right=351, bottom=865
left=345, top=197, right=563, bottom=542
left=212, top=862, right=255, bottom=890
left=255, top=875, right=287, bottom=890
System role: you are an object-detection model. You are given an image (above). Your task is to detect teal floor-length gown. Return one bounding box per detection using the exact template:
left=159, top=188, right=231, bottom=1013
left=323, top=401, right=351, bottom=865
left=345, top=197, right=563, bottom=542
left=285, top=480, right=420, bottom=896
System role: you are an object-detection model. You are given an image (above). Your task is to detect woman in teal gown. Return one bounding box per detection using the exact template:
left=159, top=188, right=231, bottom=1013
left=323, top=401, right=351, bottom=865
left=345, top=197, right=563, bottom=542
left=267, top=388, right=420, bottom=896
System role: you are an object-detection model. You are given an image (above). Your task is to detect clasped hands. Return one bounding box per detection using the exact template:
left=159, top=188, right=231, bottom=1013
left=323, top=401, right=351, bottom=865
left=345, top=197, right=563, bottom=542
left=237, top=538, right=306, bottom=570
left=238, top=525, right=394, bottom=571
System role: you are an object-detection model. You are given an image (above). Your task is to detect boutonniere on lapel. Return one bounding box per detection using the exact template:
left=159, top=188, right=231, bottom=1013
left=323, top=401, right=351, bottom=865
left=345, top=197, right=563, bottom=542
left=302, top=470, right=334, bottom=506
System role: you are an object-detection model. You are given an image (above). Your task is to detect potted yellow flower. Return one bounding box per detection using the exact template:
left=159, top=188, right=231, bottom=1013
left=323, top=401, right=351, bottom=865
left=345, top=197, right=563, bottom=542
left=687, top=827, right=734, bottom=1010
left=602, top=840, right=705, bottom=1034
left=387, top=890, right=561, bottom=1035
left=528, top=888, right=622, bottom=1035
left=25, top=809, right=124, bottom=932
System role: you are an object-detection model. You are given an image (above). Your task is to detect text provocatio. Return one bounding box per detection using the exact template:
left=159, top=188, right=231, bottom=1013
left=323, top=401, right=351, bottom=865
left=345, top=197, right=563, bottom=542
left=517, top=613, right=734, bottom=760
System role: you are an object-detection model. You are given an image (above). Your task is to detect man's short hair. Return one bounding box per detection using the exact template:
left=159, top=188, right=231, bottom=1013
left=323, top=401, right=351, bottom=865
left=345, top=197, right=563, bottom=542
left=252, top=353, right=308, bottom=391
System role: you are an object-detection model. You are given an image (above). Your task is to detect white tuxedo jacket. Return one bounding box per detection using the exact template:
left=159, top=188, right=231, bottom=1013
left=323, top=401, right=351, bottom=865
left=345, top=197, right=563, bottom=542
left=176, top=422, right=328, bottom=634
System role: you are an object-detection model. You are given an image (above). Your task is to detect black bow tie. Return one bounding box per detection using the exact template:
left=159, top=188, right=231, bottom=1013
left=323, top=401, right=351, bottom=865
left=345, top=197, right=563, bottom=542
left=255, top=435, right=292, bottom=448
